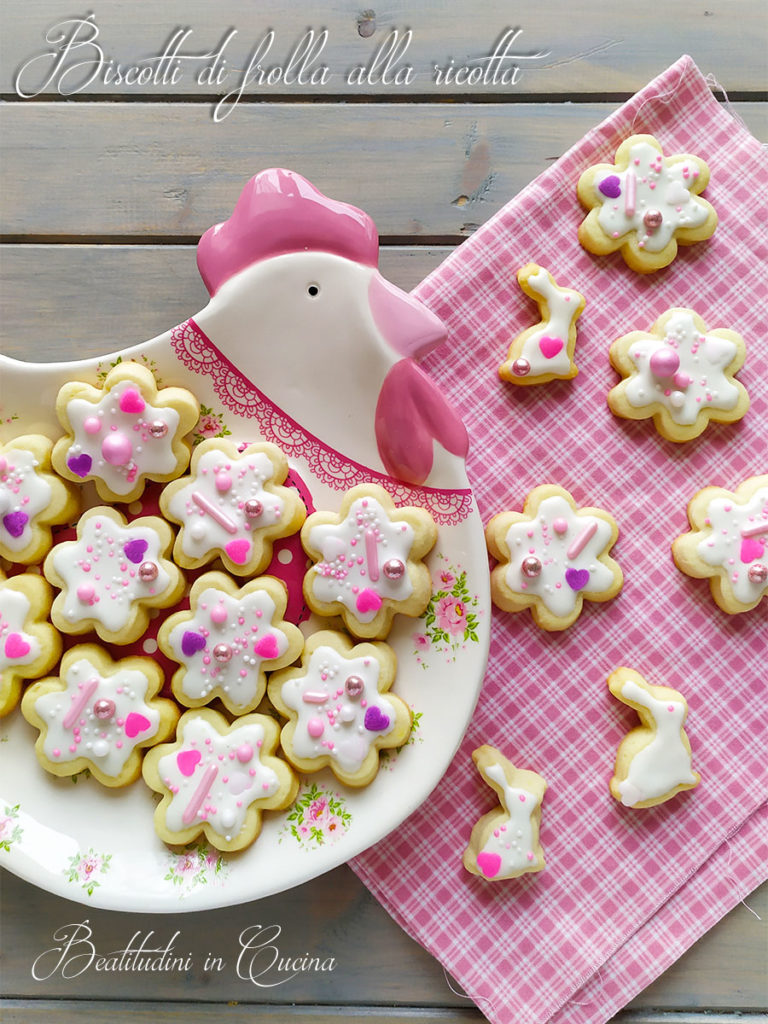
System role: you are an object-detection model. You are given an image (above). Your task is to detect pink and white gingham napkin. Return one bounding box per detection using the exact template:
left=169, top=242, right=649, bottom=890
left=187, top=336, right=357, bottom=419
left=351, top=55, right=768, bottom=1024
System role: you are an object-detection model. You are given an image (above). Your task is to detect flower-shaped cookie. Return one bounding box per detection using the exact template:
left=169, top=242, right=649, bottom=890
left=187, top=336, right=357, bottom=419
left=302, top=483, right=437, bottom=639
left=159, top=572, right=304, bottom=715
left=672, top=474, right=768, bottom=614
left=142, top=708, right=298, bottom=852
left=1, top=573, right=61, bottom=717
left=160, top=438, right=306, bottom=576
left=486, top=485, right=623, bottom=631
left=608, top=667, right=700, bottom=809
left=608, top=308, right=748, bottom=441
left=498, top=264, right=585, bottom=385
left=21, top=644, right=179, bottom=786
left=463, top=745, right=547, bottom=880
left=268, top=630, right=412, bottom=787
left=53, top=362, right=199, bottom=503
left=0, top=435, right=79, bottom=564
left=577, top=134, right=717, bottom=273
left=44, top=506, right=185, bottom=644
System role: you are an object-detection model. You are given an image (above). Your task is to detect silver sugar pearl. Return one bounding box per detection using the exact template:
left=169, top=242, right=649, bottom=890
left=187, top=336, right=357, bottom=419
left=747, top=563, right=768, bottom=586
left=521, top=555, right=542, bottom=578
left=148, top=420, right=168, bottom=439
left=345, top=675, right=364, bottom=698
left=643, top=209, right=663, bottom=232
left=512, top=358, right=531, bottom=377
left=93, top=698, right=116, bottom=720
left=213, top=643, right=233, bottom=664
left=138, top=561, right=158, bottom=582
left=383, top=558, right=405, bottom=580
left=244, top=499, right=263, bottom=519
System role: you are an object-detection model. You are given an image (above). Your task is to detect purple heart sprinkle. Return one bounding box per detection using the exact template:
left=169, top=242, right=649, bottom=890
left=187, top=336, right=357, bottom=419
left=565, top=568, right=590, bottom=591
left=2, top=511, right=29, bottom=538
left=181, top=631, right=207, bottom=657
left=123, top=538, right=149, bottom=564
left=364, top=706, right=391, bottom=732
left=67, top=453, right=92, bottom=478
left=598, top=174, right=621, bottom=199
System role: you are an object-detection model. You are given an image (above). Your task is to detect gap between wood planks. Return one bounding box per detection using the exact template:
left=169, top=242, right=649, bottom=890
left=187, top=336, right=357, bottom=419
left=2, top=1001, right=768, bottom=1023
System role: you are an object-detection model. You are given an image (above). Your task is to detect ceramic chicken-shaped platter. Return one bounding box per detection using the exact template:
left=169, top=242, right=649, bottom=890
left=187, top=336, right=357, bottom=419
left=0, top=170, right=490, bottom=911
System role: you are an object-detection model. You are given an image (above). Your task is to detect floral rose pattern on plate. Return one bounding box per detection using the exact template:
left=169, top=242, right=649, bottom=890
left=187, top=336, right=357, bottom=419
left=380, top=708, right=423, bottom=770
left=164, top=840, right=229, bottom=894
left=279, top=783, right=352, bottom=849
left=0, top=803, right=23, bottom=852
left=413, top=555, right=481, bottom=667
left=96, top=353, right=164, bottom=388
left=191, top=404, right=232, bottom=446
left=66, top=848, right=112, bottom=897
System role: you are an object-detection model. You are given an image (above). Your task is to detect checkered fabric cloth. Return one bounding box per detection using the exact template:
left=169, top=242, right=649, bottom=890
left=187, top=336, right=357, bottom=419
left=350, top=55, right=768, bottom=1024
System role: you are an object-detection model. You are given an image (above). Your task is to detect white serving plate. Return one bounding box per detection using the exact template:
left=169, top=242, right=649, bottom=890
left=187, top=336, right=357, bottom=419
left=0, top=324, right=490, bottom=911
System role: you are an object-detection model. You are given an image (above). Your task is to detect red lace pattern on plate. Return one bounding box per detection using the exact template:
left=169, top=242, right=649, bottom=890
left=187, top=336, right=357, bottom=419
left=170, top=319, right=473, bottom=525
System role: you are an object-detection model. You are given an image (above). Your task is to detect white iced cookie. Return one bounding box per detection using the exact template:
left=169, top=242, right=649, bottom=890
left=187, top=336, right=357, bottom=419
left=21, top=644, right=179, bottom=787
left=608, top=666, right=700, bottom=809
left=498, top=264, right=585, bottom=385
left=43, top=506, right=185, bottom=644
left=0, top=572, right=61, bottom=718
left=302, top=483, right=437, bottom=639
left=158, top=571, right=304, bottom=715
left=486, top=485, right=623, bottom=631
left=142, top=707, right=298, bottom=853
left=0, top=435, right=79, bottom=565
left=578, top=134, right=717, bottom=273
left=608, top=308, right=748, bottom=441
left=268, top=629, right=411, bottom=787
left=52, top=362, right=199, bottom=503
left=160, top=438, right=306, bottom=576
left=672, top=474, right=768, bottom=614
left=463, top=745, right=547, bottom=880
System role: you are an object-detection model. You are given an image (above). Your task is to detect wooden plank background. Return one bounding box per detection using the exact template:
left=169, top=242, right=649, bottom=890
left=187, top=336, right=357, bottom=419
left=1, top=2, right=766, bottom=1022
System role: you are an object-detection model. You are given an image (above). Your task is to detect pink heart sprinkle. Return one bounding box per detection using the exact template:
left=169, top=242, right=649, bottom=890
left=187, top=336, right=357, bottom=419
left=4, top=633, right=31, bottom=659
left=225, top=539, right=252, bottom=565
left=539, top=336, right=564, bottom=360
left=124, top=712, right=151, bottom=738
left=177, top=749, right=201, bottom=776
left=356, top=588, right=383, bottom=614
left=119, top=388, right=146, bottom=414
left=476, top=851, right=502, bottom=879
left=254, top=634, right=280, bottom=660
left=740, top=537, right=764, bottom=564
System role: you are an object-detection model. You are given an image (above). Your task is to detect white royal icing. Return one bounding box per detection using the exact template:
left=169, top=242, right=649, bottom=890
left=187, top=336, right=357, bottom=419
left=33, top=656, right=161, bottom=777
left=50, top=515, right=173, bottom=633
left=616, top=679, right=697, bottom=807
left=517, top=269, right=581, bottom=377
left=308, top=496, right=414, bottom=624
left=697, top=486, right=768, bottom=606
left=0, top=586, right=41, bottom=673
left=63, top=378, right=181, bottom=495
left=280, top=645, right=395, bottom=775
left=0, top=448, right=52, bottom=555
left=167, top=585, right=289, bottom=709
left=157, top=716, right=280, bottom=840
left=476, top=761, right=540, bottom=878
left=594, top=140, right=710, bottom=253
left=623, top=311, right=741, bottom=425
left=167, top=448, right=285, bottom=567
left=503, top=495, right=615, bottom=617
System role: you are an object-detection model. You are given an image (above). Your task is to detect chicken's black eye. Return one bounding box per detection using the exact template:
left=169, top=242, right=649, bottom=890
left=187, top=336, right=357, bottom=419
left=307, top=284, right=320, bottom=297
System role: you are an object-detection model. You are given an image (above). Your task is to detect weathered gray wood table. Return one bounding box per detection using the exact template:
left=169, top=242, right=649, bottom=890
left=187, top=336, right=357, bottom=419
left=1, top=4, right=766, bottom=1022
